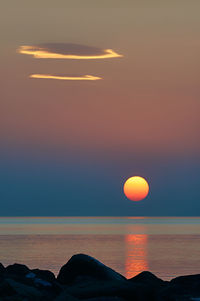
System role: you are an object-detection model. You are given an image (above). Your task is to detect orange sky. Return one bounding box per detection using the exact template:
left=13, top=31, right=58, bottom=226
left=1, top=1, right=199, bottom=158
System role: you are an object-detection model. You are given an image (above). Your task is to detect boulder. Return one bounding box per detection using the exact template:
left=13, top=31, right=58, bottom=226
left=25, top=270, right=63, bottom=297
left=31, top=269, right=56, bottom=283
left=57, top=254, right=126, bottom=285
left=129, top=271, right=166, bottom=286
left=5, top=263, right=30, bottom=276
left=0, top=278, right=43, bottom=299
left=82, top=298, right=125, bottom=301
left=63, top=280, right=152, bottom=301
left=0, top=263, right=5, bottom=273
left=155, top=283, right=195, bottom=301
left=170, top=274, right=200, bottom=289
left=0, top=263, right=5, bottom=281
left=128, top=271, right=167, bottom=300
left=158, top=274, right=200, bottom=300
left=53, top=291, right=80, bottom=301
left=0, top=279, right=16, bottom=297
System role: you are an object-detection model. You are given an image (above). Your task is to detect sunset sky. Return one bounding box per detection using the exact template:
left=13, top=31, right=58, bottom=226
left=1, top=0, right=199, bottom=215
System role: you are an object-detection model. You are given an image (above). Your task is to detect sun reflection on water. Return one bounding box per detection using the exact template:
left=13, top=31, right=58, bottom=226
left=125, top=227, right=148, bottom=279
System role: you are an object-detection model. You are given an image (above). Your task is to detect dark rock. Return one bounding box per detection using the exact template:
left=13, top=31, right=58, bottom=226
left=0, top=263, right=5, bottom=281
left=25, top=271, right=63, bottom=299
left=171, top=274, right=200, bottom=288
left=31, top=269, right=56, bottom=282
left=53, top=291, right=80, bottom=301
left=1, top=257, right=200, bottom=301
left=63, top=280, right=152, bottom=301
left=81, top=296, right=125, bottom=301
left=0, top=296, right=28, bottom=301
left=129, top=271, right=166, bottom=286
left=0, top=278, right=43, bottom=300
left=128, top=271, right=168, bottom=301
left=155, top=283, right=195, bottom=301
left=0, top=263, right=5, bottom=273
left=6, top=278, right=43, bottom=298
left=0, top=279, right=16, bottom=297
left=5, top=263, right=30, bottom=276
left=57, top=254, right=126, bottom=285
left=26, top=271, right=52, bottom=287
left=155, top=274, right=200, bottom=300
left=54, top=293, right=125, bottom=301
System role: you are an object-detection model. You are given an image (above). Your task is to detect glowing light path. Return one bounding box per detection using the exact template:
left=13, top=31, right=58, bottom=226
left=30, top=74, right=102, bottom=81
left=18, top=46, right=123, bottom=59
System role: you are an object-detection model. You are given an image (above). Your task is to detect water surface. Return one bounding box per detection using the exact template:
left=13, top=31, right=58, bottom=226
left=0, top=217, right=200, bottom=280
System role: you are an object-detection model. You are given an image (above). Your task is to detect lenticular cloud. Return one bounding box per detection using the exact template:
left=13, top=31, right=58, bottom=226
left=30, top=74, right=102, bottom=81
left=18, top=43, right=123, bottom=59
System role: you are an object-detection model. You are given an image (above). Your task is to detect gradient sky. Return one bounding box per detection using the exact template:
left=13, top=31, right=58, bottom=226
left=1, top=0, right=200, bottom=216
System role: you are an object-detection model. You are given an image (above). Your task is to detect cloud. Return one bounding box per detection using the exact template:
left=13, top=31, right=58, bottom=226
left=29, top=74, right=102, bottom=81
left=17, top=43, right=123, bottom=59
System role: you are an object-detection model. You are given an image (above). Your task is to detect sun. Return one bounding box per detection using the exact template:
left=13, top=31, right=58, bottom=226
left=123, top=176, right=149, bottom=201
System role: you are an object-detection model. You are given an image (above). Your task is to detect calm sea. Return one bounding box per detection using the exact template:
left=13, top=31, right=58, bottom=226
left=0, top=217, right=200, bottom=280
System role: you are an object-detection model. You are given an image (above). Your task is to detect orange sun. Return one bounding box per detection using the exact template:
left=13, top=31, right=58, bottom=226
left=123, top=176, right=149, bottom=201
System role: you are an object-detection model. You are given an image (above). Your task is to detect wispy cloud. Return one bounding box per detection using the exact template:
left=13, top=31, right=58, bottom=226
left=30, top=74, right=102, bottom=81
left=18, top=43, right=123, bottom=59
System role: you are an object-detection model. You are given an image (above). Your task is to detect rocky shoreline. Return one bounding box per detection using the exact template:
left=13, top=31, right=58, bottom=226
left=0, top=254, right=199, bottom=301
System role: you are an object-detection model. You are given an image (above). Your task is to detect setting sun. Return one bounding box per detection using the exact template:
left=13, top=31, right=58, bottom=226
left=123, top=176, right=149, bottom=201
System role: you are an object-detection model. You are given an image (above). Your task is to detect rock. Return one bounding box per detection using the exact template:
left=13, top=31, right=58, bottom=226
left=54, top=294, right=125, bottom=301
left=156, top=274, right=200, bottom=300
left=31, top=269, right=56, bottom=282
left=0, top=263, right=5, bottom=273
left=25, top=271, right=63, bottom=298
left=128, top=271, right=167, bottom=300
left=53, top=291, right=80, bottom=301
left=82, top=298, right=125, bottom=301
left=57, top=254, right=126, bottom=285
left=0, top=263, right=5, bottom=281
left=0, top=278, right=43, bottom=299
left=6, top=278, right=43, bottom=297
left=0, top=296, right=28, bottom=301
left=171, top=274, right=200, bottom=289
left=84, top=296, right=125, bottom=301
left=63, top=280, right=152, bottom=301
left=5, top=263, right=30, bottom=276
left=0, top=279, right=16, bottom=297
left=26, top=272, right=52, bottom=287
left=129, top=271, right=166, bottom=286
left=155, top=282, right=200, bottom=301
left=1, top=256, right=200, bottom=301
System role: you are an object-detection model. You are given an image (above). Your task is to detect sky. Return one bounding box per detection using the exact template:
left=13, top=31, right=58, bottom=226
left=0, top=0, right=200, bottom=216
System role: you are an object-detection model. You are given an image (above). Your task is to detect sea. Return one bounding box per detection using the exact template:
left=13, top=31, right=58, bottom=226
left=0, top=217, right=200, bottom=281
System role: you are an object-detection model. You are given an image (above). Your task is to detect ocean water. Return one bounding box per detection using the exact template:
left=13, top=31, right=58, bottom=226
left=0, top=217, right=200, bottom=280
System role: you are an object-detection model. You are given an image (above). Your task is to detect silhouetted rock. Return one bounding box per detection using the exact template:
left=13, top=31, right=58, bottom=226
left=128, top=271, right=165, bottom=286
left=25, top=270, right=63, bottom=299
left=5, top=263, right=30, bottom=276
left=0, top=263, right=5, bottom=281
left=156, top=274, right=200, bottom=301
left=0, top=278, right=43, bottom=299
left=0, top=255, right=200, bottom=300
left=53, top=291, right=80, bottom=301
left=31, top=268, right=56, bottom=283
left=0, top=263, right=5, bottom=273
left=128, top=271, right=168, bottom=300
left=57, top=254, right=126, bottom=285
left=156, top=283, right=196, bottom=301
left=170, top=274, right=200, bottom=289
left=55, top=293, right=125, bottom=301
left=63, top=280, right=152, bottom=301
